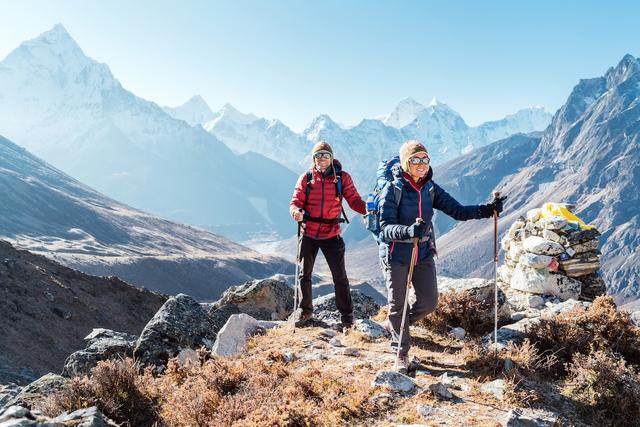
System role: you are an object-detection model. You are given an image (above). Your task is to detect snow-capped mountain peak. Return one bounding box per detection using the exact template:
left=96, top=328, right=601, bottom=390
left=203, top=103, right=259, bottom=130
left=162, top=95, right=215, bottom=126
left=383, top=97, right=427, bottom=128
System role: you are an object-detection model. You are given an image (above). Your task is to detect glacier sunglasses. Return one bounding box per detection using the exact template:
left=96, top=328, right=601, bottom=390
left=409, top=155, right=430, bottom=165
left=313, top=151, right=332, bottom=159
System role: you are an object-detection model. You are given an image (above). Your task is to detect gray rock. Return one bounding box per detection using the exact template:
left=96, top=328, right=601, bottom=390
left=450, top=327, right=466, bottom=340
left=519, top=253, right=552, bottom=269
left=51, top=406, right=110, bottom=426
left=329, top=337, right=344, bottom=347
left=543, top=299, right=590, bottom=316
left=503, top=408, right=558, bottom=426
left=541, top=229, right=561, bottom=242
left=0, top=385, right=22, bottom=409
left=487, top=318, right=541, bottom=347
left=428, top=382, right=453, bottom=400
left=631, top=311, right=640, bottom=328
left=527, top=295, right=545, bottom=309
left=371, top=371, right=417, bottom=394
left=320, top=329, right=337, bottom=339
left=134, top=294, right=218, bottom=367
left=481, top=379, right=505, bottom=400
left=208, top=279, right=294, bottom=328
left=510, top=312, right=526, bottom=322
left=3, top=373, right=65, bottom=409
left=522, top=236, right=565, bottom=256
left=63, top=329, right=137, bottom=377
left=353, top=319, right=389, bottom=339
left=176, top=348, right=200, bottom=367
left=438, top=277, right=510, bottom=320
left=416, top=403, right=438, bottom=418
left=0, top=406, right=30, bottom=423
left=312, top=290, right=380, bottom=323
left=342, top=348, right=360, bottom=357
left=211, top=314, right=260, bottom=357
left=539, top=216, right=568, bottom=231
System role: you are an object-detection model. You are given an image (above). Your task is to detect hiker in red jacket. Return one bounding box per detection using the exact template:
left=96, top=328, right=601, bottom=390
left=290, top=141, right=366, bottom=330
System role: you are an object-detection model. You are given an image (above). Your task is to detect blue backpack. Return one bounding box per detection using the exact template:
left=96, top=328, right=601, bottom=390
left=364, top=156, right=436, bottom=248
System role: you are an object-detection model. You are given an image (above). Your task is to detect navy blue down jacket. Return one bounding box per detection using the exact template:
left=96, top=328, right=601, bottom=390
left=379, top=166, right=493, bottom=264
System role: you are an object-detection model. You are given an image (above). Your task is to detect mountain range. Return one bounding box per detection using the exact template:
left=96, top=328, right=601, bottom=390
left=0, top=24, right=296, bottom=242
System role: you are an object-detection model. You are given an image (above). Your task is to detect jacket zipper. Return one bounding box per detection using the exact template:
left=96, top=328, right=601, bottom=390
left=408, top=179, right=423, bottom=265
left=315, top=173, right=324, bottom=239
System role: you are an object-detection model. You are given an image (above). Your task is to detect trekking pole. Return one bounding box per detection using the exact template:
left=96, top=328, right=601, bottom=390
left=395, top=218, right=423, bottom=372
left=493, top=192, right=501, bottom=349
left=293, top=218, right=304, bottom=334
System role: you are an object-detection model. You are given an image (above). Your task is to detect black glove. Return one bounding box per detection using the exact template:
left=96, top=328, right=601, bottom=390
left=407, top=221, right=426, bottom=238
left=480, top=195, right=507, bottom=217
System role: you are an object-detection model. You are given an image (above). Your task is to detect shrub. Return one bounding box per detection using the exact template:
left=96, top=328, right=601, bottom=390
left=420, top=290, right=495, bottom=336
left=39, top=358, right=159, bottom=426
left=564, top=348, right=640, bottom=426
left=526, top=296, right=640, bottom=377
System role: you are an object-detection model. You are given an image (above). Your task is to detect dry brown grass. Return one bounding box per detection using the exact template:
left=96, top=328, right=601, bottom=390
left=525, top=296, right=640, bottom=377
left=38, top=358, right=159, bottom=426
left=420, top=290, right=495, bottom=336
left=564, top=348, right=640, bottom=426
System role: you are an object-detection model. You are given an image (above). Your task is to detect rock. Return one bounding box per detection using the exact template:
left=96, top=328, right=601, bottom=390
left=510, top=312, right=526, bottom=322
left=578, top=273, right=607, bottom=301
left=631, top=311, right=640, bottom=328
left=543, top=299, right=590, bottom=316
left=211, top=314, right=260, bottom=357
left=504, top=358, right=515, bottom=373
left=63, top=329, right=137, bottom=377
left=208, top=279, right=294, bottom=329
left=519, top=253, right=552, bottom=269
left=488, top=318, right=541, bottom=347
left=528, top=295, right=545, bottom=309
left=511, top=265, right=581, bottom=300
left=3, top=373, right=66, bottom=409
left=508, top=243, right=525, bottom=263
left=450, top=327, right=466, bottom=340
left=134, top=294, right=218, bottom=367
left=0, top=406, right=30, bottom=423
left=176, top=348, right=200, bottom=367
left=481, top=378, right=505, bottom=400
left=342, top=348, right=360, bottom=357
left=416, top=403, right=438, bottom=418
left=0, top=384, right=22, bottom=409
left=570, top=238, right=599, bottom=254
left=522, top=236, right=565, bottom=256
left=559, top=252, right=601, bottom=277
left=565, top=228, right=601, bottom=245
left=353, top=319, right=389, bottom=339
left=541, top=229, right=561, bottom=242
left=539, top=216, right=568, bottom=230
left=320, top=329, right=337, bottom=339
left=503, top=408, right=558, bottom=426
left=437, top=372, right=466, bottom=391
left=329, top=337, right=344, bottom=347
left=371, top=371, right=417, bottom=394
left=51, top=406, right=110, bottom=426
left=312, top=290, right=380, bottom=323
left=508, top=220, right=525, bottom=239
left=526, top=209, right=541, bottom=222
left=428, top=382, right=453, bottom=400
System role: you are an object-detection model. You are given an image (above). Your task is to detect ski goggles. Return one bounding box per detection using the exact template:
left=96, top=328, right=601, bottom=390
left=313, top=151, right=332, bottom=159
left=408, top=155, right=430, bottom=165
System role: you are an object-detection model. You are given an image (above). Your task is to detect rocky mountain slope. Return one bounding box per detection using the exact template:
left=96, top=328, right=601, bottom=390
left=0, top=240, right=167, bottom=384
left=434, top=54, right=640, bottom=304
left=0, top=134, right=291, bottom=300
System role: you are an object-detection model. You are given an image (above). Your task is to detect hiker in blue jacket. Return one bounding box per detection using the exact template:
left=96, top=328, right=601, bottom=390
left=379, top=140, right=504, bottom=371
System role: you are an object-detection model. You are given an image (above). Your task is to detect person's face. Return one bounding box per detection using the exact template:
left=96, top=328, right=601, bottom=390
left=314, top=151, right=332, bottom=170
left=408, top=153, right=430, bottom=179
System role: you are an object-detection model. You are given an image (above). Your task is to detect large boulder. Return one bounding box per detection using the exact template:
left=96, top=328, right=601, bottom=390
left=510, top=264, right=581, bottom=300
left=63, top=329, right=137, bottom=377
left=312, top=290, right=380, bottom=323
left=2, top=373, right=65, bottom=410
left=208, top=279, right=294, bottom=330
left=211, top=314, right=261, bottom=357
left=0, top=404, right=112, bottom=426
left=134, top=294, right=218, bottom=367
left=437, top=277, right=510, bottom=320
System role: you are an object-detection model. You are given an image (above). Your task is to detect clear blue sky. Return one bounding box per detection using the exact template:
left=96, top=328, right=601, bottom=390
left=1, top=0, right=638, bottom=131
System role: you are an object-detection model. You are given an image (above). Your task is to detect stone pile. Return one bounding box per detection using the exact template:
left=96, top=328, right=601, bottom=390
left=498, top=205, right=606, bottom=301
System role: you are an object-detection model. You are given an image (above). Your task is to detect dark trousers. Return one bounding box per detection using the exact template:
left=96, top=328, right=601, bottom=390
left=298, top=235, right=353, bottom=323
left=381, top=256, right=438, bottom=355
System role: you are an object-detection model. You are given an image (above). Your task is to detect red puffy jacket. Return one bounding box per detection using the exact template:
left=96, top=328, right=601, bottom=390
left=290, top=160, right=366, bottom=239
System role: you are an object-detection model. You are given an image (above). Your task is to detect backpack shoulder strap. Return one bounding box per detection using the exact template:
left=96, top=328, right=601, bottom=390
left=392, top=181, right=403, bottom=207
left=304, top=171, right=313, bottom=203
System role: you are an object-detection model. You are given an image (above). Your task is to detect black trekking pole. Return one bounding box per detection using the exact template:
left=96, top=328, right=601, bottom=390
left=292, top=215, right=304, bottom=334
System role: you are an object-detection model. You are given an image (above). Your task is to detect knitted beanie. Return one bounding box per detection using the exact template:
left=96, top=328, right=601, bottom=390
left=399, top=140, right=429, bottom=172
left=311, top=140, right=333, bottom=156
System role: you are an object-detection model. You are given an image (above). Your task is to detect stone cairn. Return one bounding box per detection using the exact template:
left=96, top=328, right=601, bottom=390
left=498, top=204, right=606, bottom=301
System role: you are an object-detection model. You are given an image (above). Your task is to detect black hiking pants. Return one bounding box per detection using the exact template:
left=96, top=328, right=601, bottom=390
left=298, top=235, right=353, bottom=323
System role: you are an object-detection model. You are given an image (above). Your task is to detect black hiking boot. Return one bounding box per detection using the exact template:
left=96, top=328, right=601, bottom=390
left=294, top=310, right=313, bottom=327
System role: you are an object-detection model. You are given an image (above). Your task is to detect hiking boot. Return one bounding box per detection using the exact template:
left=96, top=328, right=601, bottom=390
left=294, top=311, right=313, bottom=327
left=395, top=353, right=410, bottom=374
left=331, top=322, right=353, bottom=333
